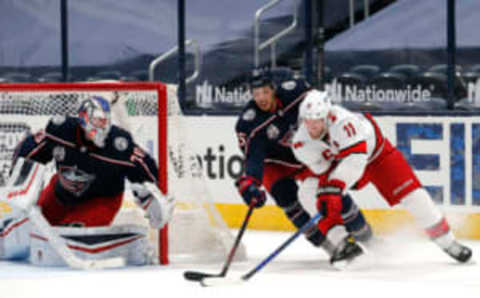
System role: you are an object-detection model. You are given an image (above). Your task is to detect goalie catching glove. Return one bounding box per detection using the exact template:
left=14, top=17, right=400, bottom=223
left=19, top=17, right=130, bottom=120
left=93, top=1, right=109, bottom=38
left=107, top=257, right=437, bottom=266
left=236, top=176, right=266, bottom=208
left=131, top=182, right=175, bottom=229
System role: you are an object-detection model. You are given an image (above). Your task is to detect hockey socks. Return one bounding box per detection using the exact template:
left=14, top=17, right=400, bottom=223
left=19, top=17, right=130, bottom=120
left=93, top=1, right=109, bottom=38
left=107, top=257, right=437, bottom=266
left=426, top=218, right=472, bottom=263
left=283, top=201, right=326, bottom=246
left=401, top=188, right=472, bottom=263
left=341, top=195, right=373, bottom=243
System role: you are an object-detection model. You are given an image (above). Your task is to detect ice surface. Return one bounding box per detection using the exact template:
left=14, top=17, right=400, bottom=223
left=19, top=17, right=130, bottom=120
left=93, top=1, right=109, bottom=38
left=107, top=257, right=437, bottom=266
left=0, top=229, right=478, bottom=298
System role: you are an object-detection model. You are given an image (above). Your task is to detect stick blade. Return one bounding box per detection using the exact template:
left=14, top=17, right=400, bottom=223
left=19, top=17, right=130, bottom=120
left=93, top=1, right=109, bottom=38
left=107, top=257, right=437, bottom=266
left=184, top=271, right=219, bottom=281
left=200, top=276, right=245, bottom=287
left=90, top=257, right=126, bottom=269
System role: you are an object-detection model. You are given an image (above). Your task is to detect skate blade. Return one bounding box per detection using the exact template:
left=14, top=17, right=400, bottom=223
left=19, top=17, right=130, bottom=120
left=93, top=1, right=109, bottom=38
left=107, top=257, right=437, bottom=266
left=332, top=244, right=373, bottom=271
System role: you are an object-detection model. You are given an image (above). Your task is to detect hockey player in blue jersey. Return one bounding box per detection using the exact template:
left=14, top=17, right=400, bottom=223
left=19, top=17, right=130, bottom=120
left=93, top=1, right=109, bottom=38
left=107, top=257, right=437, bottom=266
left=0, top=96, right=174, bottom=267
left=235, top=69, right=371, bottom=267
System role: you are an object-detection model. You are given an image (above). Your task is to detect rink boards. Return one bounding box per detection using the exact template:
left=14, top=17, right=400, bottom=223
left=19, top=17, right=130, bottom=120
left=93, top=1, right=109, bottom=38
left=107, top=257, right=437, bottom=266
left=1, top=112, right=479, bottom=239
left=185, top=114, right=480, bottom=239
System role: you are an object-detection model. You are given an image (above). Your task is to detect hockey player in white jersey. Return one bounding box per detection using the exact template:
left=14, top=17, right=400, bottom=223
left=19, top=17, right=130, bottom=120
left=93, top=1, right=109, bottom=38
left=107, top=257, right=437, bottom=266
left=292, top=90, right=472, bottom=263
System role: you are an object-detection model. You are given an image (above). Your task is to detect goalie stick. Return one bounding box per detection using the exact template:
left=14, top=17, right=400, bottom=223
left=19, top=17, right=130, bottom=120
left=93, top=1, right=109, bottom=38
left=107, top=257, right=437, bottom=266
left=184, top=201, right=256, bottom=281
left=200, top=212, right=323, bottom=287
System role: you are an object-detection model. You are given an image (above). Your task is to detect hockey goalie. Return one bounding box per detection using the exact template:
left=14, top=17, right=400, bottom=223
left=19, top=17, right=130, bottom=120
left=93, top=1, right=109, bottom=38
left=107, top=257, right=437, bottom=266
left=0, top=95, right=175, bottom=269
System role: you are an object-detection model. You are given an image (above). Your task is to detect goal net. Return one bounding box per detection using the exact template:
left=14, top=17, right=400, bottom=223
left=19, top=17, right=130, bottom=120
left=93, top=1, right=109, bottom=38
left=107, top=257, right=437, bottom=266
left=0, top=82, right=246, bottom=265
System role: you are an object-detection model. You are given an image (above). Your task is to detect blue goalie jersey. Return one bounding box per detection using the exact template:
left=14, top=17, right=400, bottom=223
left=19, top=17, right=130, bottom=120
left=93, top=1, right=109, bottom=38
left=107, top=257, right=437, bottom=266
left=14, top=116, right=158, bottom=205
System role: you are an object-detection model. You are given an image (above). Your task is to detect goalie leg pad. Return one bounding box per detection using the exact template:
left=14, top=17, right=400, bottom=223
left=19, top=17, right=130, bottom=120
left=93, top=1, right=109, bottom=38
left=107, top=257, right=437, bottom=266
left=0, top=216, right=32, bottom=259
left=0, top=157, right=46, bottom=260
left=29, top=224, right=152, bottom=267
left=5, top=157, right=47, bottom=212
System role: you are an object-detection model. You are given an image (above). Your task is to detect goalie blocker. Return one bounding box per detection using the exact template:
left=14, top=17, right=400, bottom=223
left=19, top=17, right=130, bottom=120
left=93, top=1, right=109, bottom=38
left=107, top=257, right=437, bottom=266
left=0, top=157, right=172, bottom=267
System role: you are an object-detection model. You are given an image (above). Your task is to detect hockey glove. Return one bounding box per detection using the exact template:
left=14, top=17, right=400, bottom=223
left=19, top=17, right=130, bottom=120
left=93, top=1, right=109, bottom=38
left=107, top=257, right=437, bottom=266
left=316, top=179, right=345, bottom=235
left=236, top=176, right=266, bottom=208
left=131, top=182, right=175, bottom=229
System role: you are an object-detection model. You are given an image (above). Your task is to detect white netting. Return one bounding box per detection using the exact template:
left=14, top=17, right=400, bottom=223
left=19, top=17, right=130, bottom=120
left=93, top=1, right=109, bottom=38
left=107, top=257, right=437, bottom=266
left=0, top=82, right=245, bottom=264
left=164, top=84, right=245, bottom=263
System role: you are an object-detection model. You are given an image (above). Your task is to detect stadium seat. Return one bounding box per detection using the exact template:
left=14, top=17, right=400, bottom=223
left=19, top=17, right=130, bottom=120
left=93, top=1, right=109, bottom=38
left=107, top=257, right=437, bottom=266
left=85, top=76, right=102, bottom=82
left=288, top=58, right=303, bottom=72
left=455, top=97, right=480, bottom=111
left=322, top=66, right=333, bottom=83
left=93, top=70, right=122, bottom=80
left=129, top=69, right=149, bottom=81
left=369, top=72, right=406, bottom=90
left=428, top=64, right=463, bottom=74
left=298, top=64, right=332, bottom=83
left=382, top=97, right=448, bottom=111
left=37, top=72, right=63, bottom=83
left=428, top=64, right=467, bottom=97
left=269, top=67, right=295, bottom=84
left=336, top=72, right=367, bottom=88
left=119, top=76, right=138, bottom=82
left=409, top=71, right=467, bottom=100
left=341, top=100, right=385, bottom=111
left=66, top=72, right=85, bottom=82
left=468, top=64, right=480, bottom=73
left=2, top=72, right=33, bottom=83
left=462, top=71, right=480, bottom=86
left=408, top=72, right=448, bottom=99
left=349, top=64, right=380, bottom=79
left=388, top=64, right=421, bottom=78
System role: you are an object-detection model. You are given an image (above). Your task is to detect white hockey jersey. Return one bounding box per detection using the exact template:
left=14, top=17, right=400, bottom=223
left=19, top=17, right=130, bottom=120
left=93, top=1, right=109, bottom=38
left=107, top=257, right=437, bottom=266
left=292, top=105, right=383, bottom=191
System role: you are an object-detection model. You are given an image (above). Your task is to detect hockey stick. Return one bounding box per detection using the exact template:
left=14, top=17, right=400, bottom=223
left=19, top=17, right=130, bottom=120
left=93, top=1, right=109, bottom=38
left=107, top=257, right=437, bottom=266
left=200, top=212, right=322, bottom=287
left=29, top=206, right=126, bottom=270
left=184, top=201, right=256, bottom=281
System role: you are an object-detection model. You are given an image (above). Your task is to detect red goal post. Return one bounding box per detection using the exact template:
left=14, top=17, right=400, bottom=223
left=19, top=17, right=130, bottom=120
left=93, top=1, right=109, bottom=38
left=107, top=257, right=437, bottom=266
left=0, top=81, right=246, bottom=265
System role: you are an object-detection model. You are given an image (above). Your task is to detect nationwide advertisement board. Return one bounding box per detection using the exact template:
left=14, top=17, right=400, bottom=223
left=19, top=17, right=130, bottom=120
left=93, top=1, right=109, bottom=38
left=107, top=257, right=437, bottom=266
left=182, top=114, right=480, bottom=237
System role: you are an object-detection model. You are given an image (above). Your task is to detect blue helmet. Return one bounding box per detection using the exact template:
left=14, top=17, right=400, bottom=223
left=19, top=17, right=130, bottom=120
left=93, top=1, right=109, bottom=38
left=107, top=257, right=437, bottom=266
left=249, top=67, right=295, bottom=89
left=77, top=96, right=112, bottom=147
left=249, top=68, right=274, bottom=89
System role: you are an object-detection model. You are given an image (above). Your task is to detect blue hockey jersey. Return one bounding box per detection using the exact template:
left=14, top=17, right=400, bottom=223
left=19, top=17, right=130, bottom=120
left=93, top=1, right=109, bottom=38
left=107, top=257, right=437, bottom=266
left=14, top=116, right=158, bottom=205
left=235, top=78, right=311, bottom=182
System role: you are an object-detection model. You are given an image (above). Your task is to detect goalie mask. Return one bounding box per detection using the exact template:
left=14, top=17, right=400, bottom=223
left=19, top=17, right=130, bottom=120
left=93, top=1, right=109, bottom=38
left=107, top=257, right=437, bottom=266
left=78, top=96, right=112, bottom=147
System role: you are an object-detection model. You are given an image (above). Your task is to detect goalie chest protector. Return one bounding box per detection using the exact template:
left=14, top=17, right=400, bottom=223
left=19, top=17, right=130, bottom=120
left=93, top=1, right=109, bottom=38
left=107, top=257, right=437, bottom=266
left=17, top=116, right=157, bottom=204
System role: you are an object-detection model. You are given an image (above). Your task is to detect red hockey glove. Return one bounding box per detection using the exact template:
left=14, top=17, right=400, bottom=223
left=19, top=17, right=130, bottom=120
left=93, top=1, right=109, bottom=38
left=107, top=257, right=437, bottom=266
left=316, top=179, right=346, bottom=235
left=236, top=176, right=266, bottom=208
